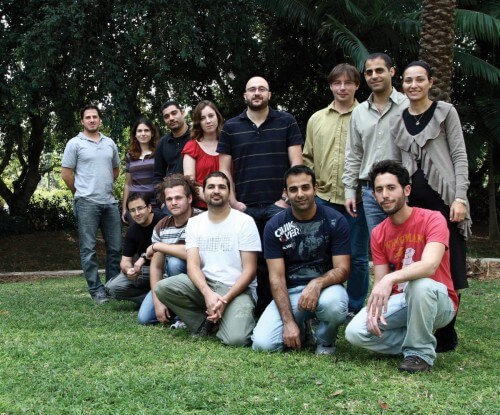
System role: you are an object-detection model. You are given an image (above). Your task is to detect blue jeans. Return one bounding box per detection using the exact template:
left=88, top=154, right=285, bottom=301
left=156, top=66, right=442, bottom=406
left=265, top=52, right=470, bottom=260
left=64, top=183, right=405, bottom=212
left=315, top=197, right=369, bottom=313
left=361, top=183, right=387, bottom=235
left=137, top=256, right=186, bottom=325
left=345, top=278, right=455, bottom=365
left=73, top=198, right=121, bottom=294
left=252, top=284, right=348, bottom=351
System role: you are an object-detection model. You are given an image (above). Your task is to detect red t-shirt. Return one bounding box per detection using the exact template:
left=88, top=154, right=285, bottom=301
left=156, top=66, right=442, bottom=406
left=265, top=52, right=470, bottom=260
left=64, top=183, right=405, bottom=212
left=182, top=140, right=219, bottom=209
left=371, top=207, right=458, bottom=311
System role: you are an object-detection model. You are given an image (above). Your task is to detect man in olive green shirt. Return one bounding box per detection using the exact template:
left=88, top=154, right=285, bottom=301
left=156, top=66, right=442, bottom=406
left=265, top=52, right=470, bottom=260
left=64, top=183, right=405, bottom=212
left=303, top=63, right=369, bottom=318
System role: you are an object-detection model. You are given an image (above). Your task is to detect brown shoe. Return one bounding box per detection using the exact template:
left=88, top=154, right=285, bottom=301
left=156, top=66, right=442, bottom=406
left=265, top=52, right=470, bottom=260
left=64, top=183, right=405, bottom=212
left=398, top=355, right=431, bottom=373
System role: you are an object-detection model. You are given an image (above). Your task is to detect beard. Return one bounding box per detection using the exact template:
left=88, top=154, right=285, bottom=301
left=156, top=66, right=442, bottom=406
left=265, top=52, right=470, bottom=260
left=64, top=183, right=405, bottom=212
left=380, top=196, right=406, bottom=216
left=245, top=97, right=269, bottom=111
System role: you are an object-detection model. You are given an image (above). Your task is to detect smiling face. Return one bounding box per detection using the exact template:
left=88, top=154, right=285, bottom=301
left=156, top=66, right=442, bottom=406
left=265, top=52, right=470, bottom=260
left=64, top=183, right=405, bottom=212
left=244, top=77, right=271, bottom=111
left=373, top=173, right=410, bottom=216
left=164, top=185, right=192, bottom=217
left=402, top=65, right=433, bottom=104
left=204, top=176, right=230, bottom=208
left=127, top=198, right=152, bottom=226
left=135, top=123, right=152, bottom=145
left=81, top=108, right=101, bottom=134
left=364, top=57, right=395, bottom=94
left=162, top=105, right=186, bottom=133
left=329, top=73, right=359, bottom=106
left=285, top=172, right=317, bottom=216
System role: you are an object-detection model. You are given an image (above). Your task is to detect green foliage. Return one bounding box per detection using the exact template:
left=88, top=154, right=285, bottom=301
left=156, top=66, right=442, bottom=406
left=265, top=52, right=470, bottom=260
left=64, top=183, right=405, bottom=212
left=26, top=194, right=76, bottom=231
left=0, top=277, right=498, bottom=413
left=0, top=210, right=33, bottom=239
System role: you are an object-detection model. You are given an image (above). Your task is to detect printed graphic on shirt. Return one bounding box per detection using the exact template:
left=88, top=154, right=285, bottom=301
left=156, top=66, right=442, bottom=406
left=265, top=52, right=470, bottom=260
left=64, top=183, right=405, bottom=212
left=198, top=235, right=233, bottom=252
left=395, top=247, right=416, bottom=293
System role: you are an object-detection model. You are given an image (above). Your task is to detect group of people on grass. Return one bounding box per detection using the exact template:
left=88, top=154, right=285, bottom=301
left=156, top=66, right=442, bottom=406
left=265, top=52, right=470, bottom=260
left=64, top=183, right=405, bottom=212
left=61, top=52, right=470, bottom=373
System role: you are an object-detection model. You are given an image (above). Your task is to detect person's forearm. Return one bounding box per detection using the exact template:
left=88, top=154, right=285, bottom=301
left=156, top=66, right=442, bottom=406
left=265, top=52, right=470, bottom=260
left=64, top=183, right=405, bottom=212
left=270, top=277, right=294, bottom=324
left=152, top=243, right=186, bottom=260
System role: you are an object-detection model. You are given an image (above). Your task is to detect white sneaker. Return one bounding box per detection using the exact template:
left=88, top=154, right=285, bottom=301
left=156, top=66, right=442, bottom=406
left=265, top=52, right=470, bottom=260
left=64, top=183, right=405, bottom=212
left=315, top=344, right=336, bottom=355
left=170, top=320, right=187, bottom=329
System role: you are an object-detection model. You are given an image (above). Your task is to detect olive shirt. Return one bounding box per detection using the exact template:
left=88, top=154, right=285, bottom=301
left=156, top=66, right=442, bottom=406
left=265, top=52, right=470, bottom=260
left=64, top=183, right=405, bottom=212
left=303, top=100, right=358, bottom=205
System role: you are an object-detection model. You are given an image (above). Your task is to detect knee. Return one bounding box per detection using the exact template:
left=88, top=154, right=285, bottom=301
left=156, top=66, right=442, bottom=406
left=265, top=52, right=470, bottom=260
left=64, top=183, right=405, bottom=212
left=166, top=257, right=187, bottom=277
left=154, top=279, right=170, bottom=302
left=344, top=312, right=367, bottom=347
left=317, top=287, right=348, bottom=319
left=224, top=334, right=252, bottom=347
left=406, top=278, right=434, bottom=302
left=251, top=327, right=282, bottom=352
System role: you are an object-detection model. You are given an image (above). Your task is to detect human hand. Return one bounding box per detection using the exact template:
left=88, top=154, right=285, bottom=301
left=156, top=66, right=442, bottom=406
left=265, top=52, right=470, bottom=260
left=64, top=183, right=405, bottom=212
left=274, top=199, right=288, bottom=209
left=365, top=277, right=393, bottom=336
left=450, top=201, right=467, bottom=223
left=126, top=267, right=139, bottom=280
left=283, top=320, right=302, bottom=349
left=133, top=257, right=145, bottom=273
left=154, top=300, right=171, bottom=324
left=233, top=201, right=247, bottom=212
left=121, top=210, right=129, bottom=224
left=297, top=280, right=321, bottom=312
left=344, top=198, right=357, bottom=218
left=204, top=291, right=227, bottom=322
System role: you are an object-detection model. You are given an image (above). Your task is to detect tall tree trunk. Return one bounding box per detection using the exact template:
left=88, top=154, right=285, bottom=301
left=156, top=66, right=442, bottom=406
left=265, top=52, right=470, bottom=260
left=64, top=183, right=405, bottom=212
left=419, top=0, right=457, bottom=102
left=487, top=142, right=500, bottom=240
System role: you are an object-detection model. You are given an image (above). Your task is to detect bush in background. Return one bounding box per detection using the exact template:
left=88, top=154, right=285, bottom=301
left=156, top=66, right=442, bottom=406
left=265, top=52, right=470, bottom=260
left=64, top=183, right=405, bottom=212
left=26, top=194, right=77, bottom=231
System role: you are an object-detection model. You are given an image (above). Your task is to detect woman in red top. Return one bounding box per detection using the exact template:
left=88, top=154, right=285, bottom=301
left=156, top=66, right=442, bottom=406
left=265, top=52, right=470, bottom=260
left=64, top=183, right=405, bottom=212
left=182, top=100, right=223, bottom=209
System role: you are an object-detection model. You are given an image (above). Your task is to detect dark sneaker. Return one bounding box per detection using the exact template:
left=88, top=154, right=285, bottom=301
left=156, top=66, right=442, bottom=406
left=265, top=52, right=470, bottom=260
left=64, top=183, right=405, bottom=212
left=303, top=319, right=317, bottom=349
left=91, top=289, right=109, bottom=305
left=398, top=355, right=431, bottom=373
left=345, top=311, right=356, bottom=326
left=192, top=319, right=218, bottom=338
left=435, top=321, right=458, bottom=353
left=315, top=344, right=336, bottom=355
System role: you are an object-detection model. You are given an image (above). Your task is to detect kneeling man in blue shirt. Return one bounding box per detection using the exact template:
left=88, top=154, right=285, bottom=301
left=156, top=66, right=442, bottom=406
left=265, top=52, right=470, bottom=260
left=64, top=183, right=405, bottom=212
left=252, top=165, right=350, bottom=354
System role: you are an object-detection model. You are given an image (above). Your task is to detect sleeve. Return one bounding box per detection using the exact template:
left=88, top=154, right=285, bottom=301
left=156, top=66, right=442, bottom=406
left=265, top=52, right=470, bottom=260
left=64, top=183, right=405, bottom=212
left=216, top=125, right=232, bottom=155
left=112, top=141, right=120, bottom=168
left=286, top=114, right=304, bottom=147
left=342, top=109, right=363, bottom=199
left=61, top=140, right=77, bottom=168
left=302, top=116, right=315, bottom=169
left=263, top=218, right=283, bottom=259
left=445, top=106, right=469, bottom=200
left=151, top=221, right=162, bottom=244
left=238, top=215, right=262, bottom=252
left=370, top=226, right=389, bottom=266
left=122, top=227, right=137, bottom=257
left=153, top=138, right=166, bottom=185
left=184, top=218, right=198, bottom=250
left=329, top=214, right=351, bottom=256
left=424, top=211, right=450, bottom=248
left=181, top=140, right=197, bottom=158
left=125, top=153, right=131, bottom=173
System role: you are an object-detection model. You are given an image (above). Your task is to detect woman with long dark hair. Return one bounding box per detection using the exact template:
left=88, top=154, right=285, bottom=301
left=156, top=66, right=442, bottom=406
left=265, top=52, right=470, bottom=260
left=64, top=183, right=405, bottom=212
left=122, top=118, right=160, bottom=222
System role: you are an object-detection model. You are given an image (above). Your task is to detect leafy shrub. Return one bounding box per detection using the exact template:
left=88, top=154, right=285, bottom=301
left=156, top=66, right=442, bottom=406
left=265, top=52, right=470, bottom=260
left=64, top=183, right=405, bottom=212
left=26, top=194, right=77, bottom=231
left=0, top=210, right=33, bottom=238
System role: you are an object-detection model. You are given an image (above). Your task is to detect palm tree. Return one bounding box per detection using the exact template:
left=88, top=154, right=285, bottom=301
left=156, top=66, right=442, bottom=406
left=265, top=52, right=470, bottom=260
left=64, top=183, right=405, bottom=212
left=419, top=0, right=457, bottom=102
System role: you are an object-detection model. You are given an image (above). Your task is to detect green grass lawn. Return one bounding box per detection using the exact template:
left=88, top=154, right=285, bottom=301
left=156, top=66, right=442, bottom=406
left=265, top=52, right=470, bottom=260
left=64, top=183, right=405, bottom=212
left=1, top=277, right=498, bottom=415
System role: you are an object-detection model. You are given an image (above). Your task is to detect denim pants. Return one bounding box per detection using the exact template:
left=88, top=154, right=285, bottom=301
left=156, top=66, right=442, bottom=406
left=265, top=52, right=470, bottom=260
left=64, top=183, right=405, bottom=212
left=345, top=278, right=455, bottom=365
left=137, top=256, right=186, bottom=325
left=361, top=183, right=387, bottom=235
left=74, top=198, right=121, bottom=294
left=315, top=197, right=369, bottom=313
left=252, top=284, right=348, bottom=352
left=155, top=273, right=256, bottom=346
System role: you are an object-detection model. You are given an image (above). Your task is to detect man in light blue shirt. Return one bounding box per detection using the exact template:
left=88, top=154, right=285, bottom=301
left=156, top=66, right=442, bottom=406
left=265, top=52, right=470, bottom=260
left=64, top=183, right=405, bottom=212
left=62, top=104, right=121, bottom=305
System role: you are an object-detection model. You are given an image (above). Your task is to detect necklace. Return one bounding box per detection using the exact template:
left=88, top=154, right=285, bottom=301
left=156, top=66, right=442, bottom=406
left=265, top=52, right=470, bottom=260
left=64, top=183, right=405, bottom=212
left=413, top=113, right=425, bottom=125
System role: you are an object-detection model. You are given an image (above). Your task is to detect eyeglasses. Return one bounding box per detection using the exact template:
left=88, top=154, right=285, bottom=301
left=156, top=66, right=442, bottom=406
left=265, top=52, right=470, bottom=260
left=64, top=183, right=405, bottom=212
left=246, top=86, right=269, bottom=94
left=129, top=205, right=148, bottom=214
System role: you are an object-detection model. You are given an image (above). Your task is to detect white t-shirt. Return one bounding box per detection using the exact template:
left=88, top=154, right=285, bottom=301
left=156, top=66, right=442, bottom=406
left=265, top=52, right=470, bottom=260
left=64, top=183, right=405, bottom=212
left=185, top=209, right=261, bottom=290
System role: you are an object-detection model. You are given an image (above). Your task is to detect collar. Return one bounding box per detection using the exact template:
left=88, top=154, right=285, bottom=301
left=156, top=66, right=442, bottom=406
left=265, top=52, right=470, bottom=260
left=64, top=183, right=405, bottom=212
left=328, top=99, right=358, bottom=114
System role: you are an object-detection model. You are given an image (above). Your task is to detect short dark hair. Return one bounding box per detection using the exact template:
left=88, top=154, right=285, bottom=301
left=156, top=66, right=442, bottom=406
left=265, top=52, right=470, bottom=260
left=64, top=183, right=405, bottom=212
left=364, top=52, right=393, bottom=71
left=127, top=192, right=151, bottom=209
left=203, top=171, right=231, bottom=191
left=155, top=174, right=199, bottom=205
left=80, top=104, right=102, bottom=119
left=284, top=165, right=316, bottom=188
left=161, top=100, right=182, bottom=112
left=369, top=160, right=410, bottom=188
left=327, top=63, right=360, bottom=86
left=403, top=60, right=433, bottom=79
